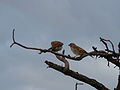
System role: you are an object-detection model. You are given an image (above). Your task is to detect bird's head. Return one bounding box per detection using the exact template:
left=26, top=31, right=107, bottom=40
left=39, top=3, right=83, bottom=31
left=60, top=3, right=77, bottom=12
left=68, top=43, right=76, bottom=47
left=51, top=41, right=63, bottom=46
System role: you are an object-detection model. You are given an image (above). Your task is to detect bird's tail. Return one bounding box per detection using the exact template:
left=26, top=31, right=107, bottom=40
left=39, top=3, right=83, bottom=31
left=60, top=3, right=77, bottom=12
left=87, top=52, right=93, bottom=58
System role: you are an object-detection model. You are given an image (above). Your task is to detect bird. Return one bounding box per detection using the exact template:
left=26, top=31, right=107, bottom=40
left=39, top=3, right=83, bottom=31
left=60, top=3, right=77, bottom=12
left=48, top=41, right=64, bottom=52
left=68, top=43, right=88, bottom=57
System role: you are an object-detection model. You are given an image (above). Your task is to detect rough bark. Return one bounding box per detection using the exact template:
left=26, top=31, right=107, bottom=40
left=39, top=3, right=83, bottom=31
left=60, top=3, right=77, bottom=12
left=45, top=61, right=109, bottom=90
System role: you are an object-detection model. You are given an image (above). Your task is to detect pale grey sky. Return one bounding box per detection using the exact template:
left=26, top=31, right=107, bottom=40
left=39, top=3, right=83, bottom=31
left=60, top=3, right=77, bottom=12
left=0, top=0, right=120, bottom=90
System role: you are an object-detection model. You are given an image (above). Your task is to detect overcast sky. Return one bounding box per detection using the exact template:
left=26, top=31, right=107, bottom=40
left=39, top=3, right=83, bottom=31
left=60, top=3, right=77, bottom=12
left=0, top=0, right=120, bottom=90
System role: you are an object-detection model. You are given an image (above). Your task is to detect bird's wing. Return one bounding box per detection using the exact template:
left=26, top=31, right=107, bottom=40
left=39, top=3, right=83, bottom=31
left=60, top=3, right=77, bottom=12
left=77, top=45, right=87, bottom=53
left=51, top=42, right=63, bottom=48
left=52, top=43, right=60, bottom=48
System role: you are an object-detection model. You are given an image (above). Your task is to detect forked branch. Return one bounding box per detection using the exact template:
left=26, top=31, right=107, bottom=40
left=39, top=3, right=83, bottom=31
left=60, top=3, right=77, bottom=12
left=10, top=29, right=120, bottom=67
left=100, top=37, right=115, bottom=53
left=10, top=29, right=90, bottom=60
left=10, top=29, right=120, bottom=90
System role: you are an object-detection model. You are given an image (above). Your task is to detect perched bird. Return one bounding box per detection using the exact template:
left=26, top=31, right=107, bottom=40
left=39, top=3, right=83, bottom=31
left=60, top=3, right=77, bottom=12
left=68, top=43, right=88, bottom=57
left=48, top=41, right=63, bottom=52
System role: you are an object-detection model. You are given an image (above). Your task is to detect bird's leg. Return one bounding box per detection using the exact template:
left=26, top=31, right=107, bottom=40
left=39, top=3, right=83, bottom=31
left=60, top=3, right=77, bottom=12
left=107, top=61, right=110, bottom=67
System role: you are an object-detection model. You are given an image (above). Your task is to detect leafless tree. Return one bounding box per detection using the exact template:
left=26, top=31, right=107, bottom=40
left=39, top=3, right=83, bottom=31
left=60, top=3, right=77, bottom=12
left=10, top=29, right=120, bottom=90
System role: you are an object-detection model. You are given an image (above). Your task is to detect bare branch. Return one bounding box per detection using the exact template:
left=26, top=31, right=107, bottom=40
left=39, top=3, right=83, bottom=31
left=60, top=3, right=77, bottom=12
left=10, top=30, right=120, bottom=68
left=100, top=37, right=115, bottom=53
left=10, top=39, right=86, bottom=60
left=56, top=55, right=69, bottom=71
left=10, top=29, right=89, bottom=60
left=92, top=46, right=98, bottom=52
left=10, top=29, right=16, bottom=48
left=45, top=60, right=109, bottom=90
left=10, top=30, right=120, bottom=89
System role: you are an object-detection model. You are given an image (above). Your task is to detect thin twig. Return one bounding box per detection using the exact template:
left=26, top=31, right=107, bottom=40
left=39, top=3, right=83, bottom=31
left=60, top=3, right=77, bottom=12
left=10, top=29, right=16, bottom=48
left=92, top=46, right=98, bottom=52
left=100, top=37, right=115, bottom=53
left=118, top=42, right=120, bottom=53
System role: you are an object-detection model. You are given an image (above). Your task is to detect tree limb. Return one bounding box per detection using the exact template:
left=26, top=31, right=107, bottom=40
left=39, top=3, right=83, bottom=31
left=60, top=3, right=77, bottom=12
left=90, top=47, right=120, bottom=67
left=45, top=60, right=109, bottom=90
left=10, top=29, right=90, bottom=60
left=10, top=29, right=120, bottom=89
left=10, top=29, right=120, bottom=67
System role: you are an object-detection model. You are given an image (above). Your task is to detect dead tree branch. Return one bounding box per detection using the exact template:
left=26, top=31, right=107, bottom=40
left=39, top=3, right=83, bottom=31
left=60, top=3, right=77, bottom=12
left=56, top=55, right=69, bottom=71
left=45, top=60, right=109, bottom=90
left=10, top=29, right=90, bottom=60
left=10, top=30, right=120, bottom=90
left=100, top=37, right=115, bottom=53
left=90, top=46, right=120, bottom=67
left=10, top=29, right=120, bottom=68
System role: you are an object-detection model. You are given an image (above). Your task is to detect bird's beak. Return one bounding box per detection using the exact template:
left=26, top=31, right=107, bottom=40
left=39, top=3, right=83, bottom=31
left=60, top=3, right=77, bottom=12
left=68, top=44, right=70, bottom=46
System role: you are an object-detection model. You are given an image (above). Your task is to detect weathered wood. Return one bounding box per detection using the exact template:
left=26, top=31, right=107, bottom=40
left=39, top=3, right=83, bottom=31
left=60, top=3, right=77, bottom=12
left=45, top=61, right=109, bottom=90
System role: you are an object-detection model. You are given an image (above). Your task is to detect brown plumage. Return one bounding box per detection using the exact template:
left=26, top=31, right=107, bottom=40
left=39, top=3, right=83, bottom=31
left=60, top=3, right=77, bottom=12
left=48, top=41, right=63, bottom=52
left=68, top=43, right=88, bottom=57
